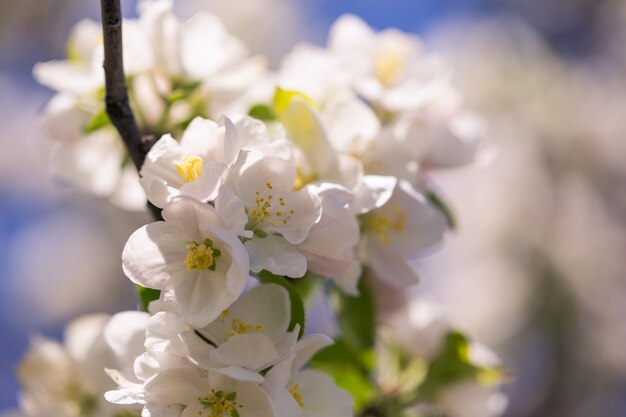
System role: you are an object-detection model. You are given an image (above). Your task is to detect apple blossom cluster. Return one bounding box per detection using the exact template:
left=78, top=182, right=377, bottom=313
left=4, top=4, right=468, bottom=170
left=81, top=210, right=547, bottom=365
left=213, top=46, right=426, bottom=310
left=13, top=288, right=351, bottom=417
left=20, top=1, right=506, bottom=417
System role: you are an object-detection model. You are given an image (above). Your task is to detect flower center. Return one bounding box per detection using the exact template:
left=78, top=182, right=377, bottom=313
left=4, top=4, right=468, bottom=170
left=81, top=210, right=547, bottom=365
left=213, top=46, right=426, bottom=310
left=288, top=384, right=305, bottom=408
left=374, top=50, right=406, bottom=87
left=225, top=318, right=265, bottom=340
left=184, top=239, right=221, bottom=271
left=364, top=208, right=406, bottom=244
left=176, top=155, right=203, bottom=182
left=198, top=389, right=242, bottom=417
left=248, top=182, right=295, bottom=230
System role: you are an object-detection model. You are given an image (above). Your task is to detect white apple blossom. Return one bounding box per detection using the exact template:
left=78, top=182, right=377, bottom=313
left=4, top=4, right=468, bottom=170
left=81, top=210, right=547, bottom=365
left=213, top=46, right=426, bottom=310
left=183, top=284, right=298, bottom=382
left=263, top=334, right=353, bottom=417
left=218, top=150, right=322, bottom=277
left=296, top=183, right=361, bottom=294
left=15, top=314, right=145, bottom=417
left=359, top=178, right=447, bottom=287
left=33, top=0, right=270, bottom=210
left=122, top=197, right=249, bottom=327
left=140, top=115, right=293, bottom=208
left=141, top=366, right=277, bottom=417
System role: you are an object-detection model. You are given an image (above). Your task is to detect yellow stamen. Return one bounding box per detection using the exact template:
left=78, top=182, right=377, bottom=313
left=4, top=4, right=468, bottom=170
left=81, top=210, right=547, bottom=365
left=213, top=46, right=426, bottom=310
left=184, top=239, right=220, bottom=271
left=197, top=389, right=242, bottom=417
left=374, top=50, right=405, bottom=87
left=176, top=155, right=203, bottom=182
left=225, top=318, right=264, bottom=340
left=288, top=384, right=305, bottom=408
left=366, top=208, right=406, bottom=244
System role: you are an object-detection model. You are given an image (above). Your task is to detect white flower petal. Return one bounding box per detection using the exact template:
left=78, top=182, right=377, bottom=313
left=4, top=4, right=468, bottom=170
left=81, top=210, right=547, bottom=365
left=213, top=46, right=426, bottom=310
left=245, top=235, right=307, bottom=278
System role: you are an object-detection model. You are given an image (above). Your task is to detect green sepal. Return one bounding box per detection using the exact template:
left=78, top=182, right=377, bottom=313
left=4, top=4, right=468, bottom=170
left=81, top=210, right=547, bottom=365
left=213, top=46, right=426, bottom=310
left=248, top=104, right=277, bottom=121
left=426, top=190, right=457, bottom=230
left=84, top=110, right=110, bottom=133
left=136, top=285, right=161, bottom=312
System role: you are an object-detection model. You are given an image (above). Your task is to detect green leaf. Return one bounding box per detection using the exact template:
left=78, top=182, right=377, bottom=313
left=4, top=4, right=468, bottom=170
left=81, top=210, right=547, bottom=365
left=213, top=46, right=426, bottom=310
left=309, top=339, right=376, bottom=410
left=136, top=285, right=160, bottom=312
left=257, top=271, right=305, bottom=338
left=426, top=190, right=457, bottom=230
left=84, top=110, right=110, bottom=133
left=331, top=278, right=376, bottom=351
left=166, top=80, right=202, bottom=104
left=419, top=330, right=477, bottom=396
left=248, top=104, right=276, bottom=121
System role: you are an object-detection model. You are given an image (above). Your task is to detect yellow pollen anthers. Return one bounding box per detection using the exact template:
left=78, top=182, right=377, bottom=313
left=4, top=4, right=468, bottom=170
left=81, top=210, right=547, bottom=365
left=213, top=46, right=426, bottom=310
left=288, top=384, right=305, bottom=408
left=249, top=182, right=295, bottom=228
left=293, top=167, right=317, bottom=191
left=374, top=50, right=406, bottom=87
left=176, top=155, right=203, bottom=182
left=366, top=208, right=406, bottom=244
left=225, top=318, right=265, bottom=340
left=184, top=238, right=221, bottom=271
left=197, top=389, right=242, bottom=417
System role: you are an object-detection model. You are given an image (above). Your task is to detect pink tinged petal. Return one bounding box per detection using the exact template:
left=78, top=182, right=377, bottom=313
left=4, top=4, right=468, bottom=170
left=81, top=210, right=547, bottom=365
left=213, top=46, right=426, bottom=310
left=331, top=260, right=362, bottom=296
left=122, top=222, right=188, bottom=290
left=366, top=240, right=420, bottom=287
left=245, top=236, right=307, bottom=278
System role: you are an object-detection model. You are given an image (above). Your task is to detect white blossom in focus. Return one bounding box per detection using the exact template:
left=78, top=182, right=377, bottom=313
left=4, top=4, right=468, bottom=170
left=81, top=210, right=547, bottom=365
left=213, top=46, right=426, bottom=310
left=122, top=197, right=249, bottom=327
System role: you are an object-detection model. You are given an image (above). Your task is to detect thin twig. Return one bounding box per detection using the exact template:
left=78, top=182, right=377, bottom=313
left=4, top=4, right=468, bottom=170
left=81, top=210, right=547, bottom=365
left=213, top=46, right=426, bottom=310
left=100, top=0, right=161, bottom=219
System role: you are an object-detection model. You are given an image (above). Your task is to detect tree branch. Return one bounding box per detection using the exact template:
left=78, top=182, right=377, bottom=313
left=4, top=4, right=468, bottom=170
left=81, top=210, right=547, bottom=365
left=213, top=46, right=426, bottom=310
left=100, top=0, right=161, bottom=220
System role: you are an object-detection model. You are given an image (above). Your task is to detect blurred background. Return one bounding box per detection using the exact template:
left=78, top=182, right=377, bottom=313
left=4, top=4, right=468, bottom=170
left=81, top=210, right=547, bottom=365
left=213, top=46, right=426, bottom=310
left=1, top=0, right=626, bottom=416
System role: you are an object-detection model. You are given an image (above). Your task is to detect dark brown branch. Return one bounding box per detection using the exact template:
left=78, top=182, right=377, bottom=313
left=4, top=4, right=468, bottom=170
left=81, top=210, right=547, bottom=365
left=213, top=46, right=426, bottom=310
left=100, top=0, right=161, bottom=220
left=100, top=0, right=152, bottom=171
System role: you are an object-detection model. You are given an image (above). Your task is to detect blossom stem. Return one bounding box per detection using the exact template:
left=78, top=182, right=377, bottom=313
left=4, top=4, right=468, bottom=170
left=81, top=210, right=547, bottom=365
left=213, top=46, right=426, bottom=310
left=99, top=0, right=162, bottom=220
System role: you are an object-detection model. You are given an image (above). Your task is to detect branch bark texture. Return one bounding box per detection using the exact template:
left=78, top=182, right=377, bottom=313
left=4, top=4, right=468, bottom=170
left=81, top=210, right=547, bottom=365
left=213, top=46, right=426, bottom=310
left=100, top=0, right=154, bottom=172
left=100, top=0, right=161, bottom=220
